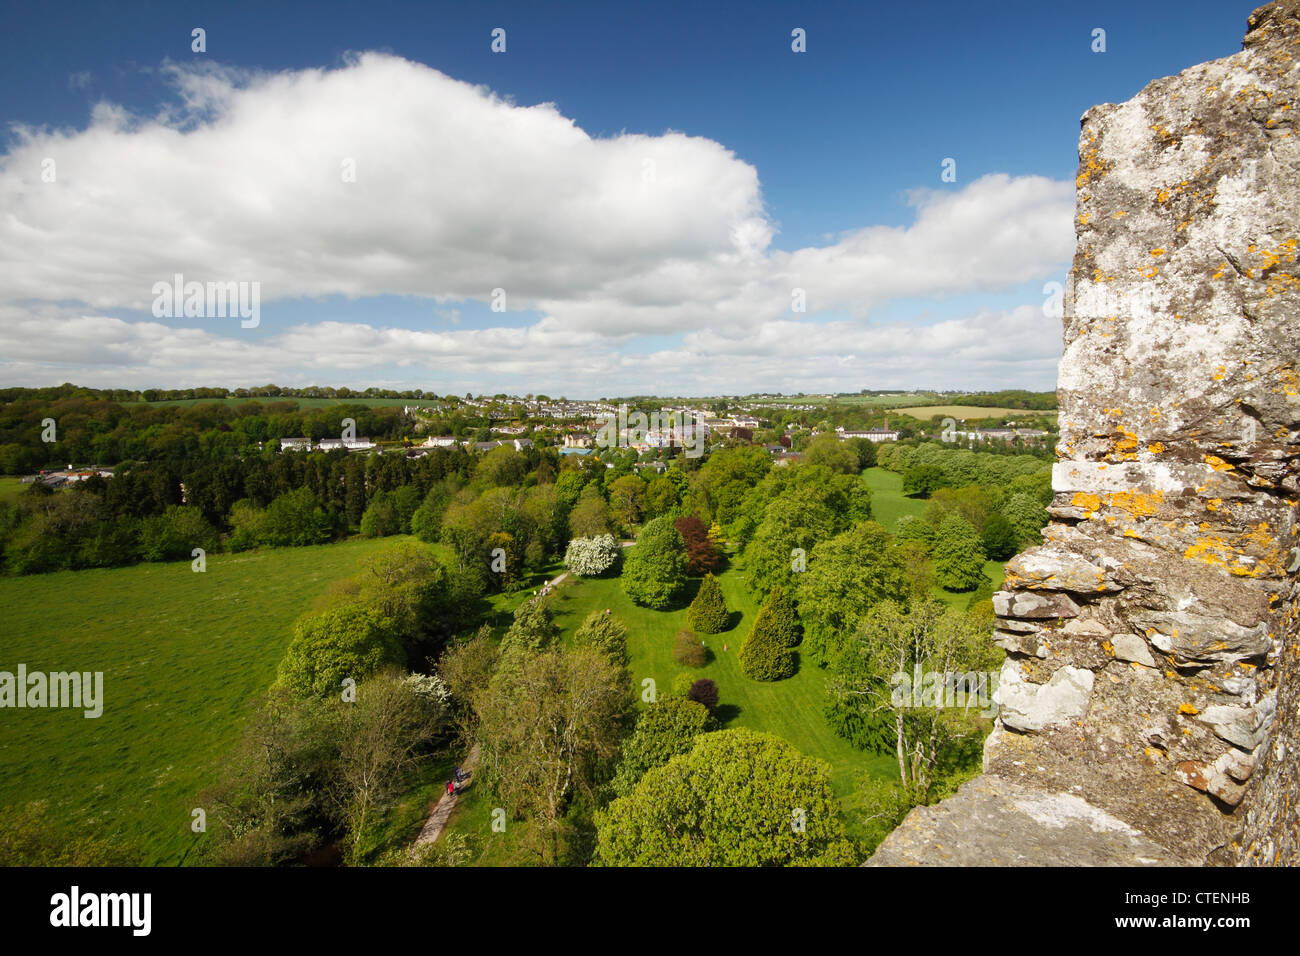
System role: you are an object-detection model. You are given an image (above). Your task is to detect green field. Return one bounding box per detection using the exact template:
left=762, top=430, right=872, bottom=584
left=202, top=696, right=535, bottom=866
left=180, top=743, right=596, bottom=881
left=0, top=535, right=409, bottom=865
left=0, top=477, right=26, bottom=506
left=892, top=405, right=1055, bottom=420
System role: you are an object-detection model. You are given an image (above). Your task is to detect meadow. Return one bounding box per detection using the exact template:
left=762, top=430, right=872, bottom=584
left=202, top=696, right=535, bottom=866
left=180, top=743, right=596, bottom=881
left=0, top=535, right=407, bottom=865
left=891, top=405, right=1055, bottom=420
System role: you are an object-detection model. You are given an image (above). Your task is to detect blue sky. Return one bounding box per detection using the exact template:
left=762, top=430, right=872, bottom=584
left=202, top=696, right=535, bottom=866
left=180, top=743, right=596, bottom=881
left=0, top=0, right=1254, bottom=396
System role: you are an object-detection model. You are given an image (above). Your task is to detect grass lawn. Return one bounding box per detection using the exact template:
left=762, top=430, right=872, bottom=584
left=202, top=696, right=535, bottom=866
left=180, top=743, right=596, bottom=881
left=0, top=535, right=413, bottom=865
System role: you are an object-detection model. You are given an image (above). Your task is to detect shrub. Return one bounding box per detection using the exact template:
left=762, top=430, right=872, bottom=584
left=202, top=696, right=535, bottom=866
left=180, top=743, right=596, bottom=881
left=673, top=629, right=707, bottom=667
left=686, top=678, right=719, bottom=710
left=671, top=672, right=696, bottom=697
left=686, top=573, right=729, bottom=634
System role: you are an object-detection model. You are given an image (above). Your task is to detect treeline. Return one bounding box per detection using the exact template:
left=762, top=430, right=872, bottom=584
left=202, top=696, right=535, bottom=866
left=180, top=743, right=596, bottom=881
left=878, top=440, right=1051, bottom=495
left=941, top=390, right=1056, bottom=410
left=0, top=445, right=480, bottom=574
left=0, top=395, right=498, bottom=473
left=0, top=383, right=445, bottom=404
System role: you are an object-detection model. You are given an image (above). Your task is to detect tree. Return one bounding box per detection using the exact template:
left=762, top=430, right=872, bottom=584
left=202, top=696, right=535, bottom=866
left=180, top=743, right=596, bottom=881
left=574, top=609, right=630, bottom=668
left=673, top=513, right=723, bottom=575
left=275, top=605, right=405, bottom=698
left=360, top=491, right=401, bottom=537
left=931, top=514, right=986, bottom=591
left=476, top=445, right=527, bottom=487
left=742, top=487, right=837, bottom=599
left=610, top=697, right=715, bottom=797
left=607, top=474, right=646, bottom=531
left=686, top=573, right=729, bottom=633
left=673, top=628, right=707, bottom=667
left=437, top=626, right=499, bottom=741
left=569, top=492, right=611, bottom=538
left=739, top=594, right=797, bottom=681
left=473, top=645, right=631, bottom=863
left=902, top=464, right=949, bottom=498
left=981, top=512, right=1020, bottom=561
left=594, top=729, right=856, bottom=866
left=803, top=433, right=859, bottom=474
left=621, top=515, right=688, bottom=609
left=686, top=678, right=719, bottom=710
left=763, top=585, right=802, bottom=647
left=486, top=530, right=523, bottom=592
left=499, top=597, right=559, bottom=657
left=794, top=521, right=909, bottom=667
left=825, top=600, right=997, bottom=802
left=260, top=487, right=334, bottom=547
left=330, top=672, right=447, bottom=864
left=137, top=505, right=219, bottom=562
left=1003, top=492, right=1048, bottom=545
left=563, top=533, right=620, bottom=577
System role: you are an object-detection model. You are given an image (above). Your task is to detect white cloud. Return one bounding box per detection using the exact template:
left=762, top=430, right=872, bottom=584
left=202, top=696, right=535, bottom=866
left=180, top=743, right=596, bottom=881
left=0, top=53, right=1075, bottom=391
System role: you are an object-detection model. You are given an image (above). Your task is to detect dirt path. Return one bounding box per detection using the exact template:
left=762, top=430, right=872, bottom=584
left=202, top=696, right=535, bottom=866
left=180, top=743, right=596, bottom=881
left=413, top=743, right=480, bottom=850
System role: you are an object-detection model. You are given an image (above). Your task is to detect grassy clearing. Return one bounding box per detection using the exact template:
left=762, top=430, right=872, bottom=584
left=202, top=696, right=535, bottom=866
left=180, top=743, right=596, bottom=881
left=0, top=476, right=27, bottom=505
left=0, top=535, right=409, bottom=865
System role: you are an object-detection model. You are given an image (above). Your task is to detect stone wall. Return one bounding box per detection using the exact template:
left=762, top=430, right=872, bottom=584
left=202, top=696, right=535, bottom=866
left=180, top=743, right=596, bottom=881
left=870, top=0, right=1299, bottom=867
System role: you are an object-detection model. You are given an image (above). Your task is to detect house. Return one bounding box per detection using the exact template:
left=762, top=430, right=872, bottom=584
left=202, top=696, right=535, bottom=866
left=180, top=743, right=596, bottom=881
left=422, top=435, right=459, bottom=448
left=837, top=426, right=899, bottom=442
left=280, top=437, right=311, bottom=451
left=564, top=433, right=595, bottom=449
left=316, top=438, right=376, bottom=452
left=512, top=438, right=534, bottom=451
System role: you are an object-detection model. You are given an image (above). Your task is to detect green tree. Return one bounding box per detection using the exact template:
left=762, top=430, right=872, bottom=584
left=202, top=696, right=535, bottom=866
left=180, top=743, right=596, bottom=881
left=1003, top=492, right=1047, bottom=545
left=275, top=605, right=405, bottom=698
left=0, top=801, right=140, bottom=866
left=594, top=729, right=856, bottom=866
left=685, top=573, right=729, bottom=633
left=803, top=433, right=859, bottom=474
left=826, top=600, right=998, bottom=801
left=739, top=594, right=797, bottom=681
left=763, top=585, right=802, bottom=647
left=499, top=597, right=559, bottom=657
left=473, top=645, right=631, bottom=863
left=574, top=609, right=630, bottom=668
left=742, top=487, right=837, bottom=599
left=607, top=474, right=646, bottom=531
left=981, top=512, right=1020, bottom=560
left=931, top=514, right=986, bottom=591
left=610, top=697, right=716, bottom=797
left=794, top=521, right=909, bottom=666
left=621, top=515, right=688, bottom=609
left=360, top=491, right=401, bottom=537
left=902, top=464, right=948, bottom=498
